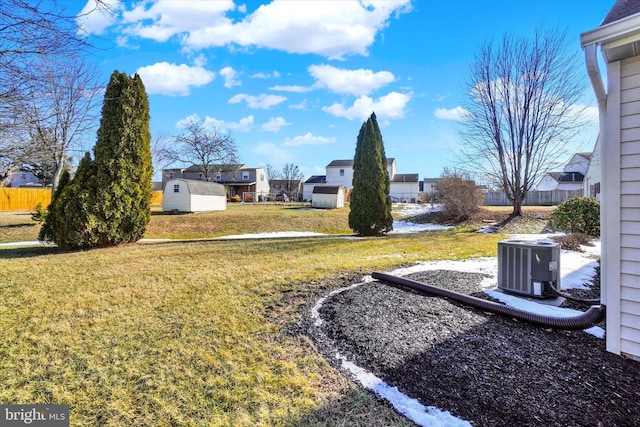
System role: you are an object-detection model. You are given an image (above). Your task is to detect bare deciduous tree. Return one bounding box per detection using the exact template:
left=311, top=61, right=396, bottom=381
left=459, top=29, right=588, bottom=220
left=263, top=164, right=281, bottom=181
left=168, top=118, right=239, bottom=181
left=0, top=0, right=107, bottom=181
left=20, top=55, right=102, bottom=193
left=281, top=163, right=304, bottom=198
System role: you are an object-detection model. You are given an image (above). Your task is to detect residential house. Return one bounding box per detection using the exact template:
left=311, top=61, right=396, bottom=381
left=581, top=0, right=640, bottom=360
left=162, top=179, right=226, bottom=212
left=422, top=178, right=440, bottom=194
left=316, top=158, right=419, bottom=203
left=302, top=175, right=327, bottom=201
left=6, top=169, right=43, bottom=187
left=162, top=164, right=270, bottom=201
left=391, top=173, right=420, bottom=202
left=584, top=135, right=602, bottom=200
left=535, top=153, right=592, bottom=191
left=536, top=172, right=563, bottom=191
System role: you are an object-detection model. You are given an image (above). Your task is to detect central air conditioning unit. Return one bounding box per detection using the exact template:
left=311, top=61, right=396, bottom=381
left=497, top=239, right=560, bottom=298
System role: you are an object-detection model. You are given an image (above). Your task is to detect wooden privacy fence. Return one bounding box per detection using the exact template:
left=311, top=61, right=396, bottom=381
left=0, top=188, right=164, bottom=212
left=0, top=188, right=51, bottom=211
left=484, top=189, right=583, bottom=206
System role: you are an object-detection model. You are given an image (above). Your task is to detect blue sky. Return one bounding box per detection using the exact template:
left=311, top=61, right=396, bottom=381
left=70, top=0, right=613, bottom=182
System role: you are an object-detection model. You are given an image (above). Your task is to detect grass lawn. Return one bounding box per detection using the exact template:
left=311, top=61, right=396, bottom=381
left=0, top=204, right=506, bottom=425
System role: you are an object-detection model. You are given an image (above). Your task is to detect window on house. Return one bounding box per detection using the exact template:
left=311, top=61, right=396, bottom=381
left=242, top=171, right=250, bottom=180
left=169, top=172, right=174, bottom=179
left=216, top=173, right=221, bottom=181
left=199, top=173, right=203, bottom=180
left=260, top=173, right=264, bottom=181
left=173, top=184, right=180, bottom=193
left=340, top=169, right=344, bottom=177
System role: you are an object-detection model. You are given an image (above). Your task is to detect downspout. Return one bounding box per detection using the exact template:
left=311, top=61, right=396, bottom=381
left=584, top=43, right=607, bottom=307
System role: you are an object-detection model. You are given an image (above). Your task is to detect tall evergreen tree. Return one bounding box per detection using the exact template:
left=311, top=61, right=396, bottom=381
left=39, top=71, right=152, bottom=249
left=349, top=112, right=393, bottom=236
left=93, top=71, right=152, bottom=245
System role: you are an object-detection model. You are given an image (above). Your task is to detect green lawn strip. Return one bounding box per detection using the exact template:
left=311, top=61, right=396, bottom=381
left=1, top=224, right=501, bottom=425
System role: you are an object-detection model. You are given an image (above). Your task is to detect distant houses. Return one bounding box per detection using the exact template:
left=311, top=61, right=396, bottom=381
left=535, top=153, right=592, bottom=192
left=303, top=158, right=420, bottom=203
left=162, top=164, right=269, bottom=202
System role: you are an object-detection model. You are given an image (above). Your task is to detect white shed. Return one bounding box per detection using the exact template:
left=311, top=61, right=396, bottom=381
left=163, top=179, right=227, bottom=212
left=312, top=186, right=345, bottom=209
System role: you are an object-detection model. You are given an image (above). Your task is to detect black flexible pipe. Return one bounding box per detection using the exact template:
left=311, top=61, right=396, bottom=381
left=372, top=271, right=605, bottom=331
left=549, top=281, right=601, bottom=305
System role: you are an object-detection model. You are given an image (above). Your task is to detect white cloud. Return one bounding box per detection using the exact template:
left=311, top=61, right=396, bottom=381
left=252, top=71, right=281, bottom=79
left=76, top=0, right=121, bottom=36
left=121, top=0, right=236, bottom=42
left=220, top=66, right=242, bottom=88
left=136, top=61, right=215, bottom=96
left=176, top=114, right=254, bottom=132
left=283, top=132, right=336, bottom=146
left=204, top=115, right=254, bottom=132
left=309, top=64, right=395, bottom=96
left=434, top=106, right=469, bottom=121
left=228, top=93, right=287, bottom=109
left=269, top=84, right=316, bottom=93
left=253, top=142, right=293, bottom=164
left=261, top=117, right=292, bottom=133
left=289, top=100, right=308, bottom=111
left=105, top=0, right=412, bottom=59
left=323, top=92, right=412, bottom=121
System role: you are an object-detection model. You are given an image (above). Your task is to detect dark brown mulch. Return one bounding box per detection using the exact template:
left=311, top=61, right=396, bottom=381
left=299, top=268, right=640, bottom=427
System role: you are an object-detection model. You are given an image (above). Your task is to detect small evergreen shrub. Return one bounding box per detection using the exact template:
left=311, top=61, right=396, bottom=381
left=31, top=203, right=47, bottom=223
left=550, top=197, right=600, bottom=237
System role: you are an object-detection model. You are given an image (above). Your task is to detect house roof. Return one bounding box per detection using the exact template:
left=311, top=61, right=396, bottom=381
left=546, top=172, right=563, bottom=181
left=559, top=172, right=585, bottom=183
left=575, top=152, right=592, bottom=161
left=423, top=178, right=440, bottom=183
left=167, top=179, right=226, bottom=196
left=581, top=0, right=640, bottom=62
left=313, top=185, right=343, bottom=194
left=392, top=173, right=419, bottom=183
left=601, top=0, right=640, bottom=26
left=326, top=158, right=395, bottom=168
left=183, top=164, right=246, bottom=173
left=304, top=175, right=327, bottom=184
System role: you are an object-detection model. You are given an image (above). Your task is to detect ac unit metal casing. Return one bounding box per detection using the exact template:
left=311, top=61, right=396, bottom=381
left=497, top=240, right=560, bottom=298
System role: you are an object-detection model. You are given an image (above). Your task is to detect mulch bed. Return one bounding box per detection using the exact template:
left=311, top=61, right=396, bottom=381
left=301, top=268, right=640, bottom=427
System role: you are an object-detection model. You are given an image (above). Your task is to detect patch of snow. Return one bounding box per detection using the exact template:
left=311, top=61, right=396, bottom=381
left=336, top=351, right=472, bottom=427
left=215, top=231, right=325, bottom=240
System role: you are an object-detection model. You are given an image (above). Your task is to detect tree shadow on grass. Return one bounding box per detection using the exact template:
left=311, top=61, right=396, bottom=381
left=0, top=245, right=59, bottom=259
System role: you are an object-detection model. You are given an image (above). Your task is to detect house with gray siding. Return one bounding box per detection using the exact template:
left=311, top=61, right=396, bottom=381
left=581, top=0, right=640, bottom=360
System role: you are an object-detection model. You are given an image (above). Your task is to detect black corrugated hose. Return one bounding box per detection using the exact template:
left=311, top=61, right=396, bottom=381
left=372, top=271, right=605, bottom=331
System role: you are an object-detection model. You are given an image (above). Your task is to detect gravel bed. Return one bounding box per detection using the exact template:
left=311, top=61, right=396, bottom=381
left=306, top=269, right=640, bottom=427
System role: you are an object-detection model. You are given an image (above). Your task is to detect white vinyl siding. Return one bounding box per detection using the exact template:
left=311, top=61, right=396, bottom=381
left=617, top=55, right=640, bottom=358
left=163, top=182, right=191, bottom=211
left=190, top=195, right=226, bottom=212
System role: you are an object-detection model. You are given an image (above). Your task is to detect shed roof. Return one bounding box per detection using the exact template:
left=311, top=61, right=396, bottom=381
left=167, top=179, right=226, bottom=196
left=313, top=185, right=343, bottom=194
